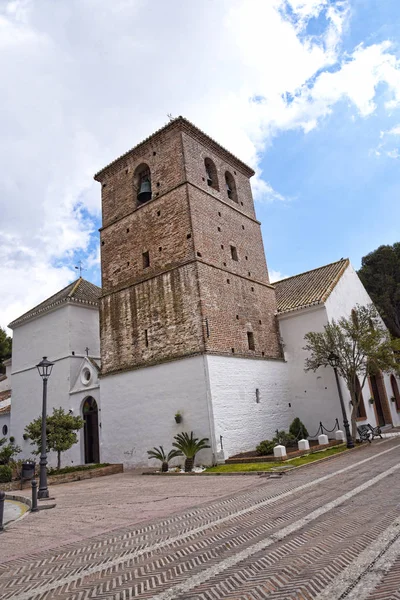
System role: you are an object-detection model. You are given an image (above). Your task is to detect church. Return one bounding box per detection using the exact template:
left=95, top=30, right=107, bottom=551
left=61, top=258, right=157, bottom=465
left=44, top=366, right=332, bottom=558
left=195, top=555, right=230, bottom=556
left=3, top=117, right=400, bottom=468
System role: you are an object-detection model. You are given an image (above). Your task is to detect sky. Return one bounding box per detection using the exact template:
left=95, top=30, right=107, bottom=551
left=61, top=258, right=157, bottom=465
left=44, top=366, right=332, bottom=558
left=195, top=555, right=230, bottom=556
left=1, top=0, right=400, bottom=330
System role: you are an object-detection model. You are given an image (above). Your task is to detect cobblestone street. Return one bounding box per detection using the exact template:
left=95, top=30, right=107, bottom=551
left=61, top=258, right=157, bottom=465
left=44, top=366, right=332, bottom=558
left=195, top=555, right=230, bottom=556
left=2, top=439, right=400, bottom=599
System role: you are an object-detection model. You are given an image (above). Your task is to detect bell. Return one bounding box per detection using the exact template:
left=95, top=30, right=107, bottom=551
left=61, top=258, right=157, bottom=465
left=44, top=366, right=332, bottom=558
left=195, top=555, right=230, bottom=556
left=206, top=169, right=213, bottom=187
left=137, top=179, right=152, bottom=203
left=226, top=182, right=232, bottom=199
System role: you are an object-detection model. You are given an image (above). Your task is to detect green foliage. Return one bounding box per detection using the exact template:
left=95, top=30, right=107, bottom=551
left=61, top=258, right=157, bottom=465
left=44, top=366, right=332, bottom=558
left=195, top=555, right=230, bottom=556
left=304, top=303, right=400, bottom=441
left=289, top=417, right=309, bottom=440
left=0, top=465, right=12, bottom=482
left=173, top=431, right=210, bottom=472
left=0, top=326, right=11, bottom=371
left=358, top=243, right=400, bottom=338
left=24, top=407, right=84, bottom=470
left=0, top=437, right=21, bottom=465
left=147, top=446, right=182, bottom=472
left=256, top=440, right=275, bottom=456
left=274, top=430, right=296, bottom=446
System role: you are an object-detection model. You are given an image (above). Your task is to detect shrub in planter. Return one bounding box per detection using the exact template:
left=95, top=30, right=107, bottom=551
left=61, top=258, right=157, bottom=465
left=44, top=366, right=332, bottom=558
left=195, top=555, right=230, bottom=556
left=174, top=412, right=182, bottom=424
left=274, top=430, right=296, bottom=447
left=172, top=431, right=210, bottom=472
left=0, top=465, right=12, bottom=483
left=256, top=440, right=275, bottom=456
left=289, top=417, right=309, bottom=440
left=147, top=446, right=182, bottom=472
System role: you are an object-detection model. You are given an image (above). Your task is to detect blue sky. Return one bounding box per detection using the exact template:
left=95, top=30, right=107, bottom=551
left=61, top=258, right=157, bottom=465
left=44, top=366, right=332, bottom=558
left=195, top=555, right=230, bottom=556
left=1, top=0, right=400, bottom=327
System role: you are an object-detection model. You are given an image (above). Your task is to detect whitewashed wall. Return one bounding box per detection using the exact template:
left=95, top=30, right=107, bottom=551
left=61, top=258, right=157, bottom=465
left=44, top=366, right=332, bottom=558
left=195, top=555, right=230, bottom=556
left=278, top=305, right=346, bottom=437
left=100, top=355, right=213, bottom=468
left=0, top=411, right=10, bottom=439
left=325, top=263, right=400, bottom=427
left=9, top=304, right=101, bottom=467
left=206, top=355, right=292, bottom=460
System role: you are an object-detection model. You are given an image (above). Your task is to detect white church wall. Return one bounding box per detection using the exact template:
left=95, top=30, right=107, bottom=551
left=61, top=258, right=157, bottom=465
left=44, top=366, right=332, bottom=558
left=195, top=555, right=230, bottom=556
left=11, top=307, right=70, bottom=372
left=100, top=355, right=213, bottom=468
left=325, top=264, right=398, bottom=428
left=10, top=358, right=84, bottom=467
left=206, top=355, right=292, bottom=459
left=67, top=304, right=100, bottom=357
left=278, top=306, right=345, bottom=438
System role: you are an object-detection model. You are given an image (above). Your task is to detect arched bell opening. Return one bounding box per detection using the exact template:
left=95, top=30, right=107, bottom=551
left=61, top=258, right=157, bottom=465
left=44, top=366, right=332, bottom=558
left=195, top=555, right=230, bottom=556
left=82, top=396, right=100, bottom=464
left=225, top=171, right=238, bottom=203
left=134, top=163, right=152, bottom=205
left=204, top=158, right=219, bottom=191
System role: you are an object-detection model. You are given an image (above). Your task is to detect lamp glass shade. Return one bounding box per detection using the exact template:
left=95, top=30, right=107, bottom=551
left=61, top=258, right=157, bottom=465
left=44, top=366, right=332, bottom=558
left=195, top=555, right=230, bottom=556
left=36, top=356, right=54, bottom=379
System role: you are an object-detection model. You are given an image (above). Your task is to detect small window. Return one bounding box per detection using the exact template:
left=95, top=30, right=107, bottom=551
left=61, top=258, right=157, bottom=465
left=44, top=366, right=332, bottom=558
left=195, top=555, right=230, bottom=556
left=126, top=228, right=130, bottom=233
left=204, top=158, right=219, bottom=191
left=227, top=278, right=230, bottom=284
left=247, top=331, right=255, bottom=350
left=197, top=251, right=202, bottom=257
left=144, top=329, right=149, bottom=347
left=2, top=425, right=7, bottom=436
left=225, top=172, right=238, bottom=203
left=187, top=233, right=192, bottom=239
left=256, top=389, right=260, bottom=404
left=221, top=244, right=224, bottom=250
left=230, top=245, right=238, bottom=261
left=142, top=251, right=150, bottom=268
left=236, top=314, right=239, bottom=320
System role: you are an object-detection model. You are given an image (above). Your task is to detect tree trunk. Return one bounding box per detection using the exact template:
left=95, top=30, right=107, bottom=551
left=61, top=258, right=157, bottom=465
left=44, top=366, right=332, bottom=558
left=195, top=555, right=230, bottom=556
left=349, top=387, right=358, bottom=442
left=161, top=461, right=168, bottom=472
left=185, top=457, right=194, bottom=472
left=57, top=451, right=61, bottom=471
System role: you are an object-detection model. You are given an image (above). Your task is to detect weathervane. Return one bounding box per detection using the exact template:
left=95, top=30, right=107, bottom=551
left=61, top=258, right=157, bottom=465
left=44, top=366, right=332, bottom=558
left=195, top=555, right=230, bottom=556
left=75, top=260, right=86, bottom=277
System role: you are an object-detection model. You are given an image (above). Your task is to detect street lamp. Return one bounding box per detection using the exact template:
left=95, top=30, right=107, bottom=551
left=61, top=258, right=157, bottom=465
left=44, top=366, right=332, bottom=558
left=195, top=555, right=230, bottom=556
left=328, top=353, right=354, bottom=449
left=36, top=356, right=54, bottom=499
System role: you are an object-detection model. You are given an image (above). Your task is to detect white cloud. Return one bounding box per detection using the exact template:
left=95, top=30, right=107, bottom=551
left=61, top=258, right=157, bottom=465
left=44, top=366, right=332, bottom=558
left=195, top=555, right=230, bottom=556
left=269, top=269, right=290, bottom=283
left=1, top=0, right=400, bottom=329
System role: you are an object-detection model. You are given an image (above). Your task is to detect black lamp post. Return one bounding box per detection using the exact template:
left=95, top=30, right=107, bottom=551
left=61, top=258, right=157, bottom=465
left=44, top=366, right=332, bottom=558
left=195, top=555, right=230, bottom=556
left=36, top=356, right=54, bottom=499
left=329, top=353, right=354, bottom=449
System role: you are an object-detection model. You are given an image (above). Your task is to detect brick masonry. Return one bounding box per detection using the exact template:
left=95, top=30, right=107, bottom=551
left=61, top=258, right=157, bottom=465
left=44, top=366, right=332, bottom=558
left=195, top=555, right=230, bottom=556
left=96, top=118, right=282, bottom=375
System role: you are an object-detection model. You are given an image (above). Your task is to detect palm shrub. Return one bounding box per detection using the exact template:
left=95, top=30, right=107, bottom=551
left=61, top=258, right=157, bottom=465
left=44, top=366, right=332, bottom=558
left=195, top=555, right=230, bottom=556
left=147, top=446, right=182, bottom=472
left=172, top=431, right=210, bottom=472
left=289, top=417, right=309, bottom=440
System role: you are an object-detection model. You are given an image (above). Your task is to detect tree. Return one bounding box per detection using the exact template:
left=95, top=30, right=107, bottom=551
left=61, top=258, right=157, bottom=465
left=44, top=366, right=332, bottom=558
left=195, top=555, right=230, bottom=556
left=358, top=243, right=400, bottom=338
left=25, top=408, right=84, bottom=470
left=0, top=437, right=21, bottom=465
left=0, top=326, right=12, bottom=372
left=172, top=431, right=210, bottom=472
left=304, top=304, right=400, bottom=441
left=147, top=446, right=182, bottom=472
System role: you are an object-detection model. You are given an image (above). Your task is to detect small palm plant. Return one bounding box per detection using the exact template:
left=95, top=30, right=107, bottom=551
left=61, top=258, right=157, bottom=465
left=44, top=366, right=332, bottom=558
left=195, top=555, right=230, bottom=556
left=147, top=446, right=182, bottom=472
left=172, top=431, right=210, bottom=472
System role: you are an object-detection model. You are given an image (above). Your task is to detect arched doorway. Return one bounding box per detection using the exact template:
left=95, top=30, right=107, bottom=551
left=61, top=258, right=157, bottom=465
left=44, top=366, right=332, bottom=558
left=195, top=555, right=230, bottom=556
left=82, top=397, right=100, bottom=464
left=369, top=373, right=392, bottom=427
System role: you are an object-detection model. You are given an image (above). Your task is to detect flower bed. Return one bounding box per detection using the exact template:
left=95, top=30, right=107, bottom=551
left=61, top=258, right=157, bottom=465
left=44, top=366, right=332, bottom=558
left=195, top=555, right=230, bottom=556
left=225, top=439, right=342, bottom=464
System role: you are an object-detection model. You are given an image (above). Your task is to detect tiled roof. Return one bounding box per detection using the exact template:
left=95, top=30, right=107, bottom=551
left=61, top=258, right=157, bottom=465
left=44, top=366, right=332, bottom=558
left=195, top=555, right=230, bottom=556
left=0, top=389, right=11, bottom=404
left=94, top=116, right=255, bottom=179
left=0, top=405, right=10, bottom=416
left=9, top=278, right=102, bottom=329
left=275, top=259, right=349, bottom=315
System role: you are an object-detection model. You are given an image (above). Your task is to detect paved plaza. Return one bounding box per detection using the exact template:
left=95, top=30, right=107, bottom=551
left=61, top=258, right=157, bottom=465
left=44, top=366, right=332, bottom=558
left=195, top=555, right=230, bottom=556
left=2, top=439, right=400, bottom=599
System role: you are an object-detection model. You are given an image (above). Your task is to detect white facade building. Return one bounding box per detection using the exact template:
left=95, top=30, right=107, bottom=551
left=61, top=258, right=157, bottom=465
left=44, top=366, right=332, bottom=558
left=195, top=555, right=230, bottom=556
left=4, top=259, right=400, bottom=468
left=8, top=278, right=102, bottom=468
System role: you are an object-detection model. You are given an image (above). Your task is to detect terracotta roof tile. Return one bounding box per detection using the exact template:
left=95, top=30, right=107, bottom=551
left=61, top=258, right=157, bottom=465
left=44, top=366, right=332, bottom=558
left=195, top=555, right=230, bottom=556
left=275, top=259, right=349, bottom=314
left=9, top=278, right=102, bottom=329
left=0, top=390, right=11, bottom=403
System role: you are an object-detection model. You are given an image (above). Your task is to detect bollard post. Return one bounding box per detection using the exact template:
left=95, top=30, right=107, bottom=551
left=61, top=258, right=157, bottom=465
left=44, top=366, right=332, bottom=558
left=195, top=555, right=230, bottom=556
left=0, top=490, right=5, bottom=532
left=31, top=480, right=38, bottom=512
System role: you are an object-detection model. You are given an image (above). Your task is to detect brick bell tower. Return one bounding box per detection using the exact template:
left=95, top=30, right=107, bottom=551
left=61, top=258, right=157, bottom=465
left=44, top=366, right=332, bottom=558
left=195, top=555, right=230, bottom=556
left=95, top=117, right=290, bottom=467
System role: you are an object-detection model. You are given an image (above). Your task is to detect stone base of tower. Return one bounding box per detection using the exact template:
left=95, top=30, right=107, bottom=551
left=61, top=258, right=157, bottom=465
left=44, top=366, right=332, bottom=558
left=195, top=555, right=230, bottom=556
left=99, top=355, right=292, bottom=468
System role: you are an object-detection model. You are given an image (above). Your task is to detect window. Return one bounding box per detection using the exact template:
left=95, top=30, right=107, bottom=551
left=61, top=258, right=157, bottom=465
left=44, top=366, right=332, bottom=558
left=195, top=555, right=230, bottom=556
left=247, top=331, right=255, bottom=350
left=134, top=163, right=152, bottom=204
left=2, top=425, right=7, bottom=436
left=204, top=158, right=219, bottom=191
left=142, top=251, right=150, bottom=268
left=144, top=329, right=149, bottom=347
left=225, top=171, right=238, bottom=203
left=230, top=245, right=238, bottom=261
left=355, top=376, right=367, bottom=419
left=391, top=375, right=400, bottom=411
left=256, top=389, right=260, bottom=404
